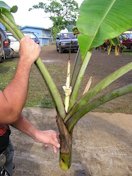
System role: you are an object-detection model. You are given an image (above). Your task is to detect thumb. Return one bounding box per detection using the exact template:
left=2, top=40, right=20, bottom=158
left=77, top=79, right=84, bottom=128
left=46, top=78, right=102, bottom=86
left=51, top=140, right=60, bottom=149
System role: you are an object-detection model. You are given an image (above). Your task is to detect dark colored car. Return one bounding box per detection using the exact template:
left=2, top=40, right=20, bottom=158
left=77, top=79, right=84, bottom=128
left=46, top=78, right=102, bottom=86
left=23, top=31, right=40, bottom=44
left=56, top=32, right=79, bottom=53
left=0, top=28, right=13, bottom=62
left=120, top=32, right=132, bottom=50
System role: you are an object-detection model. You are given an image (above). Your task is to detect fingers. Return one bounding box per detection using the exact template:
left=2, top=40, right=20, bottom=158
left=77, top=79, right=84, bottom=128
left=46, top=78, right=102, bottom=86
left=44, top=144, right=59, bottom=154
left=37, top=130, right=60, bottom=153
left=43, top=131, right=60, bottom=153
left=49, top=136, right=60, bottom=150
left=52, top=133, right=60, bottom=149
left=19, top=36, right=41, bottom=63
left=53, top=146, right=58, bottom=154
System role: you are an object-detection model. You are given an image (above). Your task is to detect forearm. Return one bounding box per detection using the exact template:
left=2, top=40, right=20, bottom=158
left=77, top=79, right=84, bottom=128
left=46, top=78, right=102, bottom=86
left=11, top=114, right=39, bottom=140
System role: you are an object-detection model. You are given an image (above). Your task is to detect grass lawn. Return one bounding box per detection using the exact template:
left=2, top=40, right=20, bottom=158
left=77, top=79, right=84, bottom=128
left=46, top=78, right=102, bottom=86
left=0, top=58, right=66, bottom=108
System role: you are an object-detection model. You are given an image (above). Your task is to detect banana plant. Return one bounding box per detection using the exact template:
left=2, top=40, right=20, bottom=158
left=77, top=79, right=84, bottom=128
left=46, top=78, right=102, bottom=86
left=0, top=0, right=132, bottom=171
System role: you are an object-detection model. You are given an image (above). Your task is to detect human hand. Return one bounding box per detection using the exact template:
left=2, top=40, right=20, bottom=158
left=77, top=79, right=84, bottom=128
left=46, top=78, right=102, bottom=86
left=19, top=36, right=41, bottom=65
left=34, top=130, right=60, bottom=153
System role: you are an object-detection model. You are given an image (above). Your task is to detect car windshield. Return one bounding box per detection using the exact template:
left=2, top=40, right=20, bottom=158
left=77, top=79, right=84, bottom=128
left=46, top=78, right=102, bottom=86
left=60, top=33, right=76, bottom=39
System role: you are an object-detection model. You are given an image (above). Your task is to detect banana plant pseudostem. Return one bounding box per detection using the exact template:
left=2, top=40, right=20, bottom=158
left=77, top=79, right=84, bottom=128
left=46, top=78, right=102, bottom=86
left=0, top=0, right=132, bottom=171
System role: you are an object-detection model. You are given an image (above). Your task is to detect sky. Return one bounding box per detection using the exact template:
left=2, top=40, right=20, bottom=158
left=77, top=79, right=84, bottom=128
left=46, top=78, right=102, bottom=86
left=3, top=0, right=84, bottom=29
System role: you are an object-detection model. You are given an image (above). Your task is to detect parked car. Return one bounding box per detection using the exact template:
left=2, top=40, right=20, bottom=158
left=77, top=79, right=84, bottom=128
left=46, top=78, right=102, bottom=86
left=56, top=32, right=79, bottom=53
left=120, top=32, right=132, bottom=50
left=0, top=28, right=13, bottom=62
left=6, top=33, right=20, bottom=53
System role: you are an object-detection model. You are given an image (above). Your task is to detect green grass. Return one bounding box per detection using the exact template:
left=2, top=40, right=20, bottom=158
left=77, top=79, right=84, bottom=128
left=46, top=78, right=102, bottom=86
left=0, top=59, right=17, bottom=90
left=27, top=60, right=67, bottom=108
left=0, top=58, right=66, bottom=108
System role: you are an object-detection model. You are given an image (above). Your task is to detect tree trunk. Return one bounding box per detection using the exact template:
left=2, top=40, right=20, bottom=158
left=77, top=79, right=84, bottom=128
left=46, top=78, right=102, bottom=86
left=56, top=115, right=72, bottom=171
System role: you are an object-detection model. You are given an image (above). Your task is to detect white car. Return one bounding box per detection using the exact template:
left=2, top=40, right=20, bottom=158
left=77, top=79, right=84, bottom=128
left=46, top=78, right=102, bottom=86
left=7, top=32, right=40, bottom=53
left=7, top=33, right=20, bottom=53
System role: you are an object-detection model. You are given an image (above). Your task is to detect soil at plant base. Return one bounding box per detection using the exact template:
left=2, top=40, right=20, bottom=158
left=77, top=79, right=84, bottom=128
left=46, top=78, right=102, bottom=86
left=11, top=45, right=132, bottom=175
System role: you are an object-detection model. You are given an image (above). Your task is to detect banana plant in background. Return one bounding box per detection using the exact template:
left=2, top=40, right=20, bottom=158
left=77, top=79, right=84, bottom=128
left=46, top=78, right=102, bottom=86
left=0, top=0, right=132, bottom=171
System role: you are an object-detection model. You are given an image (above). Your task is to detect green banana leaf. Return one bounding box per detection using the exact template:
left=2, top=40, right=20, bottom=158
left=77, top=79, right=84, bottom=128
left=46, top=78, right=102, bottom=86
left=77, top=0, right=132, bottom=59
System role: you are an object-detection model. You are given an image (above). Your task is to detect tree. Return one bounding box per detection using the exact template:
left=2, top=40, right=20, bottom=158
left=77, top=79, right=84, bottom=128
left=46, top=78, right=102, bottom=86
left=29, top=0, right=79, bottom=39
left=0, top=0, right=132, bottom=171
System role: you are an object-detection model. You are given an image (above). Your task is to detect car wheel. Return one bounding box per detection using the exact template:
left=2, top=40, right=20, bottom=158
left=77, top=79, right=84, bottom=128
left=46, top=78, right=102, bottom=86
left=56, top=47, right=59, bottom=52
left=59, top=46, right=63, bottom=53
left=6, top=48, right=15, bottom=59
left=0, top=50, right=5, bottom=63
left=0, top=57, right=2, bottom=63
left=10, top=49, right=18, bottom=58
left=56, top=44, right=59, bottom=52
left=0, top=57, right=4, bottom=63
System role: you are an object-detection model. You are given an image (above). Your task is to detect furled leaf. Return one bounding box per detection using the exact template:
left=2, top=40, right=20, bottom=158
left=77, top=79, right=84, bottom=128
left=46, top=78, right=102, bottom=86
left=77, top=0, right=132, bottom=59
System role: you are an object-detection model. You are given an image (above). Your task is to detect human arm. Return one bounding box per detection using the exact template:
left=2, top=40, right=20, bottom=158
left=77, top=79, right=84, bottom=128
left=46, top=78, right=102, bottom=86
left=0, top=37, right=40, bottom=124
left=11, top=113, right=60, bottom=153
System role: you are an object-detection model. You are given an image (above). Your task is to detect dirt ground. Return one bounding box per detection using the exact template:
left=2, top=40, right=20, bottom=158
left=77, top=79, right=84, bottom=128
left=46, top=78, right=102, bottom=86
left=11, top=46, right=132, bottom=176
